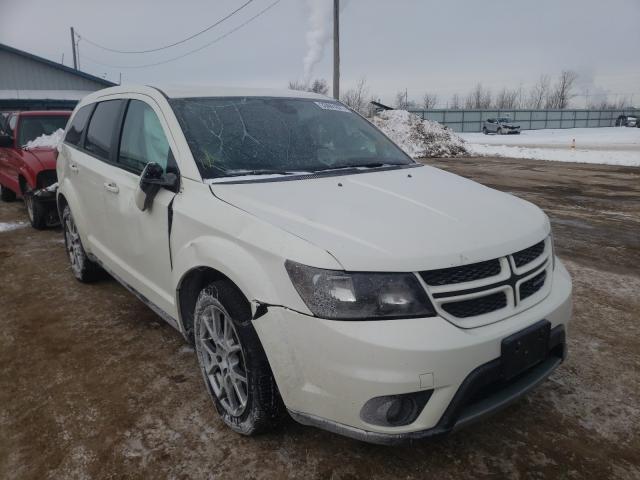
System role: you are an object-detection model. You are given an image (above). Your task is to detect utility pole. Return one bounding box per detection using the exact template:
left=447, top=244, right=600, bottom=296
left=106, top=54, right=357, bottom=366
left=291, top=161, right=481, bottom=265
left=333, top=0, right=340, bottom=100
left=70, top=27, right=77, bottom=70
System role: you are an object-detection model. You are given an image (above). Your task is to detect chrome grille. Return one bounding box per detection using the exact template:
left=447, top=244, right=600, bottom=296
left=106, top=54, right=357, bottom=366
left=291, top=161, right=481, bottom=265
left=419, top=237, right=551, bottom=326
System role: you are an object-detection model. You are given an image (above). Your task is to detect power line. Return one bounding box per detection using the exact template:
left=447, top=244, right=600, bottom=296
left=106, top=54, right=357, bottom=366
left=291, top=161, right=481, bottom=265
left=79, top=0, right=282, bottom=70
left=76, top=0, right=255, bottom=54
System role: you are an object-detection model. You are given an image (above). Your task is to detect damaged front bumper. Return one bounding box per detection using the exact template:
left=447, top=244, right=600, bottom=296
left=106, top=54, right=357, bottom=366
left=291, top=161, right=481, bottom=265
left=252, top=261, right=572, bottom=444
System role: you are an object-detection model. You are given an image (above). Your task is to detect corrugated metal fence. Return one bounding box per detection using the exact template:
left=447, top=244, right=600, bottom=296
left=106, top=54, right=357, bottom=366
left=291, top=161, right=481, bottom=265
left=408, top=108, right=640, bottom=132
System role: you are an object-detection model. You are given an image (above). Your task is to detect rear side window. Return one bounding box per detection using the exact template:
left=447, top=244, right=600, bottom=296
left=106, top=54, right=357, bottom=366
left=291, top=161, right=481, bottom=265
left=85, top=100, right=123, bottom=160
left=65, top=105, right=94, bottom=146
left=118, top=100, right=173, bottom=174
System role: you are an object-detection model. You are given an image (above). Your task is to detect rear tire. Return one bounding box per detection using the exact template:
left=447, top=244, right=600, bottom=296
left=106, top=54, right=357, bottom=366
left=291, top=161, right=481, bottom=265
left=497, top=128, right=503, bottom=135
left=194, top=280, right=284, bottom=436
left=1, top=185, right=16, bottom=202
left=482, top=127, right=488, bottom=135
left=62, top=205, right=103, bottom=282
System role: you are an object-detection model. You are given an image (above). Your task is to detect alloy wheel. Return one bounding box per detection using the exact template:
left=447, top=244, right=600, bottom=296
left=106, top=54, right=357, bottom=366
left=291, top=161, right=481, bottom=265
left=197, top=304, right=249, bottom=417
left=24, top=194, right=34, bottom=222
left=64, top=214, right=83, bottom=274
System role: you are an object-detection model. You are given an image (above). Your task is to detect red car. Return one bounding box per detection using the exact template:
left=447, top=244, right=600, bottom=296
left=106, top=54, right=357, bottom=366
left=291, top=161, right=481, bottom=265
left=0, top=110, right=71, bottom=228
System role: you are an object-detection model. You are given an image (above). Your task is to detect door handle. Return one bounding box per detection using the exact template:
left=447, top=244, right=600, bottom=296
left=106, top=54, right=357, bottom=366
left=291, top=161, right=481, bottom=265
left=69, top=163, right=79, bottom=173
left=103, top=182, right=119, bottom=194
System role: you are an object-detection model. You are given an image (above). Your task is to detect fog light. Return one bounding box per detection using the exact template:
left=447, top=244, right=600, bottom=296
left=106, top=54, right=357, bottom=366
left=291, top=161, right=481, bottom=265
left=360, top=390, right=433, bottom=427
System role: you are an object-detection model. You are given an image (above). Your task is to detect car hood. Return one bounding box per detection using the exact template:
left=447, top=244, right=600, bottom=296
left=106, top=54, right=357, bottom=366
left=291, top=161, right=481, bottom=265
left=20, top=147, right=57, bottom=171
left=210, top=165, right=549, bottom=272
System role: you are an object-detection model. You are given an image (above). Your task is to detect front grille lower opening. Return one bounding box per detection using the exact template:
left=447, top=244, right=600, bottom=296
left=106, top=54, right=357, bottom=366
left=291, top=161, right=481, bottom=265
left=441, top=291, right=507, bottom=318
left=520, top=270, right=547, bottom=301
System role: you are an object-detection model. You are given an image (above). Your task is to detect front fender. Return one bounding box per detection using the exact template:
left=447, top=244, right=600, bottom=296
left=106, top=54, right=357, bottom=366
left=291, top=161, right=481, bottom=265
left=172, top=233, right=311, bottom=316
left=18, top=164, right=37, bottom=191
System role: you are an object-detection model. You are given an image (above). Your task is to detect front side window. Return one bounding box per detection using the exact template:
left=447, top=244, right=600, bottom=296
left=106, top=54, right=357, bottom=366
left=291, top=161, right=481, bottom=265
left=85, top=100, right=124, bottom=160
left=118, top=100, right=173, bottom=174
left=65, top=105, right=94, bottom=146
left=170, top=97, right=412, bottom=179
left=18, top=115, right=69, bottom=146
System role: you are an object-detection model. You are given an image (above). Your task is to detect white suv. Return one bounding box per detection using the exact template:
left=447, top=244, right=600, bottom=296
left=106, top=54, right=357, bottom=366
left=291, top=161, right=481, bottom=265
left=57, top=85, right=572, bottom=445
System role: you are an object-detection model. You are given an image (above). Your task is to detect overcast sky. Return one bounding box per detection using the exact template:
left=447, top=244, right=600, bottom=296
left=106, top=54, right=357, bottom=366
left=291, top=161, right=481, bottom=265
left=1, top=0, right=639, bottom=106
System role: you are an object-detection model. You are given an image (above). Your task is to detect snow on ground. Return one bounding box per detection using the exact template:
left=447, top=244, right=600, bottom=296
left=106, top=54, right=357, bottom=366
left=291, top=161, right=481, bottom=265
left=461, top=127, right=640, bottom=166
left=24, top=128, right=65, bottom=149
left=372, top=110, right=467, bottom=158
left=0, top=222, right=27, bottom=233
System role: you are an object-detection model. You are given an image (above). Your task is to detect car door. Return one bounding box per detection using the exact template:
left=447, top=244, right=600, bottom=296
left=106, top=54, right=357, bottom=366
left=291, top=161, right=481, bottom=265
left=100, top=97, right=179, bottom=317
left=66, top=99, right=126, bottom=258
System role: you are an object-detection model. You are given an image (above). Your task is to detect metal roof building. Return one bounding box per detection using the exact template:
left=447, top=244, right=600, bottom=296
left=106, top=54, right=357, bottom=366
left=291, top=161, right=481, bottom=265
left=0, top=43, right=115, bottom=111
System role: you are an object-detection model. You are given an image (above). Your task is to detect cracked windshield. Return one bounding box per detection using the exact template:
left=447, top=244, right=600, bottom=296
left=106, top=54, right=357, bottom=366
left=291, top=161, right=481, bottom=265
left=169, top=97, right=412, bottom=179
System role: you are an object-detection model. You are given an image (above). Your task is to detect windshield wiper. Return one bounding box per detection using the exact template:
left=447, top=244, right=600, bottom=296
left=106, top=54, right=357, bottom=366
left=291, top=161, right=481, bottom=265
left=310, top=162, right=403, bottom=173
left=216, top=169, right=297, bottom=178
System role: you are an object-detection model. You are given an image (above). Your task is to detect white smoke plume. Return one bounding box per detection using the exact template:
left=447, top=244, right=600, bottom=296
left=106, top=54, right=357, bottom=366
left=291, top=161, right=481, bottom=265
left=302, top=0, right=347, bottom=83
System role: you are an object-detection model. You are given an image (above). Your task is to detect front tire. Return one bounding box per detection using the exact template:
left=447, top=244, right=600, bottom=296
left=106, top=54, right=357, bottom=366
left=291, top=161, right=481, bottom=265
left=24, top=192, right=48, bottom=230
left=62, top=205, right=102, bottom=282
left=194, top=280, right=284, bottom=435
left=497, top=128, right=503, bottom=135
left=1, top=184, right=16, bottom=202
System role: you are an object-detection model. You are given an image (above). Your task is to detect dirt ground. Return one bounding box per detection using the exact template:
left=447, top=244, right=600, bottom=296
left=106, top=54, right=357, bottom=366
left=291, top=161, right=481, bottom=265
left=1, top=157, right=639, bottom=479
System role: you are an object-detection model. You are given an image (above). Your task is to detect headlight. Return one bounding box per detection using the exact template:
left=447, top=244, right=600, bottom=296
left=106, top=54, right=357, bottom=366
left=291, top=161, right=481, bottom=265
left=285, top=260, right=436, bottom=320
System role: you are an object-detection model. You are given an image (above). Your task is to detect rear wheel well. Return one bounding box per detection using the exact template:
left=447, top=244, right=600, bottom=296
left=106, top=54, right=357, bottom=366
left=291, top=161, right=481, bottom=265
left=177, top=267, right=251, bottom=343
left=57, top=193, right=69, bottom=219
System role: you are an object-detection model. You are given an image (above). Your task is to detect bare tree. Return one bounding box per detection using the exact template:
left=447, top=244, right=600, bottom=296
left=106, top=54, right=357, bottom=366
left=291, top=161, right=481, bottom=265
left=309, top=78, right=329, bottom=95
left=449, top=93, right=461, bottom=109
left=495, top=87, right=519, bottom=109
left=288, top=79, right=308, bottom=91
left=288, top=78, right=329, bottom=95
left=547, top=70, right=578, bottom=109
left=465, top=83, right=492, bottom=109
left=527, top=75, right=551, bottom=109
left=422, top=92, right=438, bottom=109
left=394, top=90, right=418, bottom=109
left=341, top=78, right=371, bottom=115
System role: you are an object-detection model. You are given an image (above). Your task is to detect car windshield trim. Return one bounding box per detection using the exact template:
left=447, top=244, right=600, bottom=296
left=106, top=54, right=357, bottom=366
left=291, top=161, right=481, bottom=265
left=206, top=162, right=423, bottom=185
left=169, top=96, right=415, bottom=181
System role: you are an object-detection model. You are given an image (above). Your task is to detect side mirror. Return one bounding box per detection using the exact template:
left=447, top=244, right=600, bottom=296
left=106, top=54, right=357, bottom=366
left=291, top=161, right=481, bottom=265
left=134, top=162, right=179, bottom=211
left=0, top=134, right=14, bottom=148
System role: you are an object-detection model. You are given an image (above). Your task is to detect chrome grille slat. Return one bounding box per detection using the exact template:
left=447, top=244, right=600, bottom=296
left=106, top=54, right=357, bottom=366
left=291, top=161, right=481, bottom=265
left=512, top=241, right=545, bottom=268
left=419, top=259, right=501, bottom=286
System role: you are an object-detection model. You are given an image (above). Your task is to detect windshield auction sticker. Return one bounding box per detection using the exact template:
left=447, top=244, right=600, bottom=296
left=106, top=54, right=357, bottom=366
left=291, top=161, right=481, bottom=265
left=314, top=101, right=351, bottom=113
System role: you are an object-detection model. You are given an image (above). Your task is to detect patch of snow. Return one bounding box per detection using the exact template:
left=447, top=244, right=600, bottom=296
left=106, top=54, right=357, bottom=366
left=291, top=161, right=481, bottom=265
left=461, top=127, right=640, bottom=167
left=0, top=222, right=27, bottom=232
left=465, top=144, right=640, bottom=166
left=372, top=110, right=468, bottom=158
left=461, top=127, right=640, bottom=148
left=24, top=128, right=65, bottom=149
